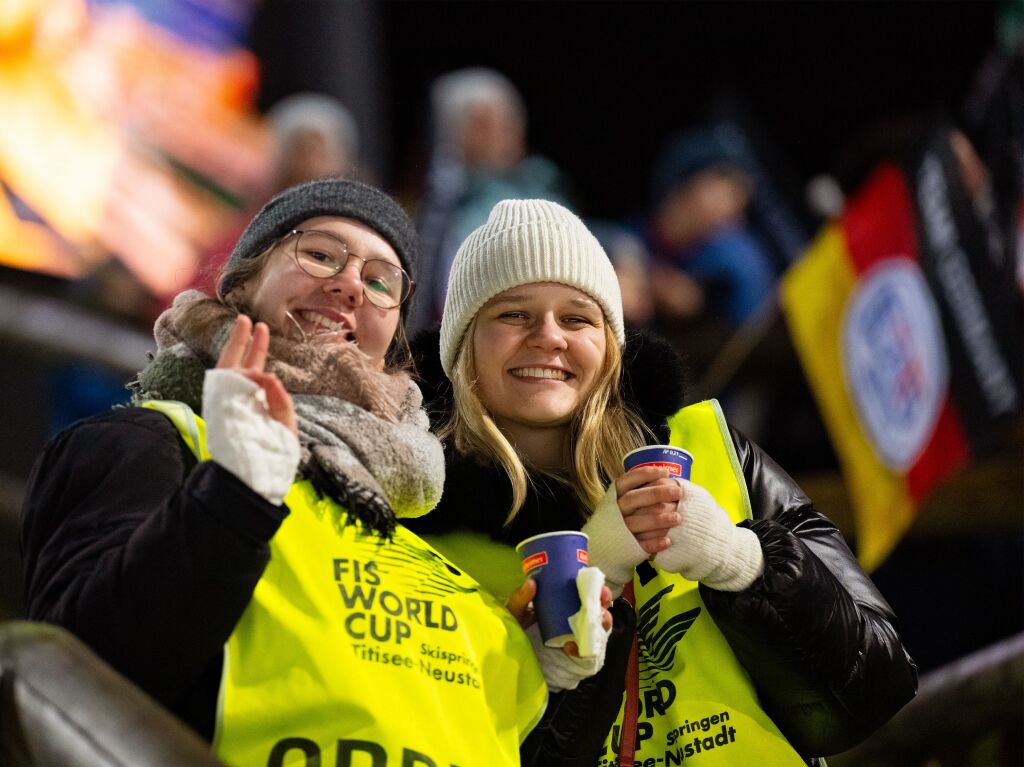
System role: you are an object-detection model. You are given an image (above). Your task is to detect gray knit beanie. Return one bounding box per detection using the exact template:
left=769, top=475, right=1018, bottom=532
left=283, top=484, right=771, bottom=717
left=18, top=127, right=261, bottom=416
left=439, top=199, right=624, bottom=375
left=220, top=178, right=418, bottom=300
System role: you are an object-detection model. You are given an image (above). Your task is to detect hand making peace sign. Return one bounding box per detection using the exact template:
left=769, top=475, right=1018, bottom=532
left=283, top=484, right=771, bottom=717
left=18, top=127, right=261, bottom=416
left=216, top=315, right=298, bottom=436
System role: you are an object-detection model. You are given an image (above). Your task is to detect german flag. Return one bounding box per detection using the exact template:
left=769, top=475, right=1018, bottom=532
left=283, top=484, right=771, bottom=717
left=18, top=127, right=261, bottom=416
left=781, top=127, right=1021, bottom=570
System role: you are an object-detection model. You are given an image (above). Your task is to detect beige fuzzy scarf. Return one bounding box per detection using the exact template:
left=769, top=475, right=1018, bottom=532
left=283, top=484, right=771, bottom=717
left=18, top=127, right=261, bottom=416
left=131, top=290, right=444, bottom=537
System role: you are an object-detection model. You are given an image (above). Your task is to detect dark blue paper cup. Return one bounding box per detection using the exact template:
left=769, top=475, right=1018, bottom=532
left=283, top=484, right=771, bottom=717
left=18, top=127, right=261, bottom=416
left=623, top=445, right=694, bottom=479
left=516, top=531, right=589, bottom=647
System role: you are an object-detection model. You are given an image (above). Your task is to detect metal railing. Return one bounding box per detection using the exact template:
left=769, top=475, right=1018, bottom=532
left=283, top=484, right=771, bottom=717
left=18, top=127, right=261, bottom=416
left=830, top=632, right=1024, bottom=766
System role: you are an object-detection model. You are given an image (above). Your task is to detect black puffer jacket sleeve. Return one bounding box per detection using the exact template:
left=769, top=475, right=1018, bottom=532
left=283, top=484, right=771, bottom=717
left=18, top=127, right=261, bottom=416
left=699, top=427, right=918, bottom=756
left=19, top=407, right=288, bottom=736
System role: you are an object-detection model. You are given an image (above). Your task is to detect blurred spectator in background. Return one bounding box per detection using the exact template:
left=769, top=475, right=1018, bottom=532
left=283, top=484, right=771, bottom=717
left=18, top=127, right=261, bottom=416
left=266, top=91, right=364, bottom=190
left=640, top=127, right=778, bottom=329
left=186, top=91, right=363, bottom=298
left=587, top=221, right=660, bottom=329
left=409, top=67, right=569, bottom=334
left=615, top=126, right=794, bottom=445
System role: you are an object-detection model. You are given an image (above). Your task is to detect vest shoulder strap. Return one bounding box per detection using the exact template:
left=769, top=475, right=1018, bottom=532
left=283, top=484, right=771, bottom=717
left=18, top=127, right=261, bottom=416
left=141, top=400, right=211, bottom=462
left=665, top=398, right=753, bottom=521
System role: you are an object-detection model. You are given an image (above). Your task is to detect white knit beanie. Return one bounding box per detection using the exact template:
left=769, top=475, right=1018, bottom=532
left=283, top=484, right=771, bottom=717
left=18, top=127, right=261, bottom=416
left=439, top=199, right=625, bottom=375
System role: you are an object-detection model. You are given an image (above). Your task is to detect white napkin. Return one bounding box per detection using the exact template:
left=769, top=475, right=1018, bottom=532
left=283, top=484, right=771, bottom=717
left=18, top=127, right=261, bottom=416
left=567, top=566, right=609, bottom=658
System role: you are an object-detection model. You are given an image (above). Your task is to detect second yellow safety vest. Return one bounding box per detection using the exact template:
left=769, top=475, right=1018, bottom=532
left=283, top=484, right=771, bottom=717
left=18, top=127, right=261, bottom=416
left=596, top=399, right=805, bottom=766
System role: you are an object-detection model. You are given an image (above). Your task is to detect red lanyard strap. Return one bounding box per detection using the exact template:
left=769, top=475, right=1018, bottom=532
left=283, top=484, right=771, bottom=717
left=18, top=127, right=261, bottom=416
left=618, top=581, right=640, bottom=767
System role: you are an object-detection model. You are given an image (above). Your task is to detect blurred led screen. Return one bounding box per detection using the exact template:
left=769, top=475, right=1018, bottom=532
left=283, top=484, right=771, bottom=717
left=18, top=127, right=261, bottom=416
left=0, top=0, right=272, bottom=299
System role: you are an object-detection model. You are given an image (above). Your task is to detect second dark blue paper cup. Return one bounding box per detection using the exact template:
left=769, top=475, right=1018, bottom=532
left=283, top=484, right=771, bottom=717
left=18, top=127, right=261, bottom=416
left=516, top=531, right=589, bottom=647
left=623, top=444, right=693, bottom=479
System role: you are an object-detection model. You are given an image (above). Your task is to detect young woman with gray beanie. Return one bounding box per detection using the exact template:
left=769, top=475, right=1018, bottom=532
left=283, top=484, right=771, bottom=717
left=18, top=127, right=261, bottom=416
left=407, top=198, right=918, bottom=765
left=20, top=179, right=585, bottom=766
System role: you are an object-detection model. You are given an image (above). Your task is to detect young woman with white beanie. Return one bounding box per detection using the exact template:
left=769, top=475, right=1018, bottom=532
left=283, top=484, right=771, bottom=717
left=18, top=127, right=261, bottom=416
left=407, top=198, right=918, bottom=766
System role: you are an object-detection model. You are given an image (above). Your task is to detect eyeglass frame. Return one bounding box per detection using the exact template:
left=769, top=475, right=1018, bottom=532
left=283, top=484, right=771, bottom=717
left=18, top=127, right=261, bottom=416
left=277, top=228, right=416, bottom=310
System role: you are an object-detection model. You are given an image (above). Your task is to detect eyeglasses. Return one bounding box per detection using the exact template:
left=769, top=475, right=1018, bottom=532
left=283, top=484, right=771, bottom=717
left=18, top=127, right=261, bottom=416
left=283, top=229, right=415, bottom=310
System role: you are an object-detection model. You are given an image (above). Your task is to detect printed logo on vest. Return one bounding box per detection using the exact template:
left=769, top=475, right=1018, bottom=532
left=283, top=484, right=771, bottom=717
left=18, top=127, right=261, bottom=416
left=599, top=585, right=728, bottom=766
left=268, top=736, right=466, bottom=767
left=332, top=536, right=486, bottom=690
left=637, top=585, right=701, bottom=672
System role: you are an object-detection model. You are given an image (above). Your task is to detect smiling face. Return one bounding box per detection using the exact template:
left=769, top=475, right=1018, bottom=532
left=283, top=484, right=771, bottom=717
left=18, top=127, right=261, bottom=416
left=471, top=282, right=608, bottom=441
left=241, top=215, right=402, bottom=368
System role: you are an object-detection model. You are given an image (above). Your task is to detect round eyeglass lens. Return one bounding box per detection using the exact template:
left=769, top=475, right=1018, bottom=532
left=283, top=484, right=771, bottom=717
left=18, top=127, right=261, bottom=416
left=294, top=231, right=345, bottom=278
left=294, top=230, right=409, bottom=308
left=360, top=260, right=409, bottom=308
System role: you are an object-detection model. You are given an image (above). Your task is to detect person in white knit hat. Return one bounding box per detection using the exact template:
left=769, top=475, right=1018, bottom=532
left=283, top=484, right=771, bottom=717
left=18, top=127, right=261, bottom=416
left=406, top=198, right=917, bottom=766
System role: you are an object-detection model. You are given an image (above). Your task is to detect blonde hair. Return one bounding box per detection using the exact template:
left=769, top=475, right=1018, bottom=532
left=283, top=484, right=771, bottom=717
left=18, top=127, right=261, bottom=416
left=443, top=317, right=650, bottom=523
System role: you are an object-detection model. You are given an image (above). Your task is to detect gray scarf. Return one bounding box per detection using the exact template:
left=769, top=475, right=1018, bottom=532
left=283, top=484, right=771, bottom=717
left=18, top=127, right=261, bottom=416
left=130, top=290, right=444, bottom=537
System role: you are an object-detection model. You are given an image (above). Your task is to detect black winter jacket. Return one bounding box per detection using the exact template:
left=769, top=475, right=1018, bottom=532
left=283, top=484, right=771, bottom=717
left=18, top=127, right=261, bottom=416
left=20, top=407, right=284, bottom=741
left=407, top=328, right=918, bottom=765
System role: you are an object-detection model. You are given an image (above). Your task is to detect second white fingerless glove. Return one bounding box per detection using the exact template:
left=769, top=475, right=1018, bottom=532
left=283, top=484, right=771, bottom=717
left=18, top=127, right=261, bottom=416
left=653, top=479, right=764, bottom=591
left=582, top=484, right=648, bottom=598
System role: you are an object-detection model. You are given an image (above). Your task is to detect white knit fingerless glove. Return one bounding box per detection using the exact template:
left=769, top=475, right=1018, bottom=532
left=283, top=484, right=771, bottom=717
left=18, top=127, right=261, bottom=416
left=581, top=484, right=648, bottom=598
left=526, top=568, right=610, bottom=692
left=652, top=479, right=764, bottom=591
left=526, top=623, right=599, bottom=692
left=203, top=369, right=300, bottom=505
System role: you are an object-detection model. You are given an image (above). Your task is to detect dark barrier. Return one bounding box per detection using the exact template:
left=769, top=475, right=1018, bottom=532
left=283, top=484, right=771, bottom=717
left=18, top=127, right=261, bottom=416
left=0, top=621, right=224, bottom=767
left=830, top=632, right=1024, bottom=766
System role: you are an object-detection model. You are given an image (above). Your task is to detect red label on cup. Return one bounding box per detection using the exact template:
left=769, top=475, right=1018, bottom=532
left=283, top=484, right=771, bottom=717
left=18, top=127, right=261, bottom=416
left=577, top=549, right=588, bottom=564
left=521, top=552, right=548, bottom=573
left=632, top=460, right=683, bottom=475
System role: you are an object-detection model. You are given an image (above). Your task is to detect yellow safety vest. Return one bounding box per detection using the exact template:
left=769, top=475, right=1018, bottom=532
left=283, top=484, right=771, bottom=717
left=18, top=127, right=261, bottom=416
left=143, top=400, right=547, bottom=767
left=597, top=399, right=804, bottom=766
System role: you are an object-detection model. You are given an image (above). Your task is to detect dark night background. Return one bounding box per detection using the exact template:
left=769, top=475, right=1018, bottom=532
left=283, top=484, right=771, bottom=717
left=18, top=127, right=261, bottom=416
left=253, top=0, right=1001, bottom=218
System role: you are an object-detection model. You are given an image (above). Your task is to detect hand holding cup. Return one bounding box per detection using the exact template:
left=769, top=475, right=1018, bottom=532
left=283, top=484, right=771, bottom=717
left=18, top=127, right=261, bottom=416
left=616, top=446, right=694, bottom=555
left=506, top=577, right=612, bottom=658
left=515, top=531, right=590, bottom=648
